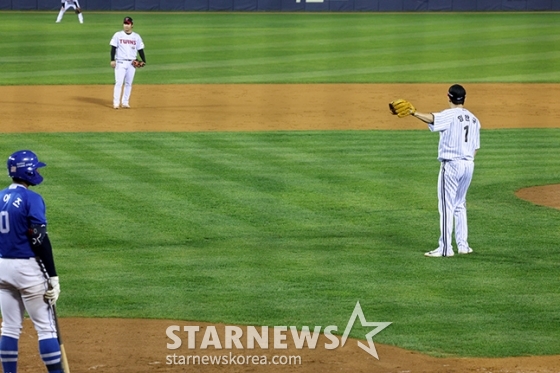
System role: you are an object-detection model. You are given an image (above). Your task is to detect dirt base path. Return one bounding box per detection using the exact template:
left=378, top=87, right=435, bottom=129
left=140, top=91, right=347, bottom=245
left=2, top=84, right=559, bottom=372
left=2, top=84, right=560, bottom=132
left=17, top=318, right=560, bottom=373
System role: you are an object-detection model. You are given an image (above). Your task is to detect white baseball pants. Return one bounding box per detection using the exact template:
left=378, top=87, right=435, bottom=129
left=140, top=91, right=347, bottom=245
left=113, top=60, right=136, bottom=108
left=0, top=258, right=57, bottom=340
left=437, top=159, right=474, bottom=255
left=56, top=4, right=83, bottom=24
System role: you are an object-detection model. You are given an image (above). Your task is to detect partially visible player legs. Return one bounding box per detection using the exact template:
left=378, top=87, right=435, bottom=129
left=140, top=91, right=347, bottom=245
left=121, top=65, right=136, bottom=108
left=55, top=6, right=66, bottom=23
left=427, top=161, right=460, bottom=257
left=454, top=161, right=474, bottom=254
left=77, top=12, right=84, bottom=24
left=22, top=283, right=62, bottom=373
left=454, top=202, right=468, bottom=249
left=0, top=259, right=62, bottom=373
left=0, top=287, right=25, bottom=373
left=113, top=63, right=127, bottom=108
left=0, top=335, right=19, bottom=373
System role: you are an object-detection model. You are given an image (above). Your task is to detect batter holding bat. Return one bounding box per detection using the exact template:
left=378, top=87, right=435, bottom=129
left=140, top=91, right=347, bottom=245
left=389, top=84, right=481, bottom=257
left=110, top=16, right=146, bottom=109
left=0, top=150, right=64, bottom=372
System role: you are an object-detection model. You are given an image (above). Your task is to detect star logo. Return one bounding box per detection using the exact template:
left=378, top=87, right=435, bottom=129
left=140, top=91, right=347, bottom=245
left=340, top=301, right=392, bottom=359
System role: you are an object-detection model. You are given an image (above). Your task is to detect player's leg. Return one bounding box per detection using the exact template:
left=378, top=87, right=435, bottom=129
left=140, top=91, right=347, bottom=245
left=113, top=62, right=127, bottom=108
left=435, top=162, right=459, bottom=256
left=121, top=63, right=136, bottom=108
left=454, top=161, right=474, bottom=253
left=21, top=283, right=62, bottom=373
left=55, top=5, right=67, bottom=23
left=0, top=287, right=25, bottom=373
left=74, top=5, right=84, bottom=24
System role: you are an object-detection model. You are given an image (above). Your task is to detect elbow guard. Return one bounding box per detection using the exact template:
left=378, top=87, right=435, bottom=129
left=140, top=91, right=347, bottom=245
left=28, top=224, right=47, bottom=247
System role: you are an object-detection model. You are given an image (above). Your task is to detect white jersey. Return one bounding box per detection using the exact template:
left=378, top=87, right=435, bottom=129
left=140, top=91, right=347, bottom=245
left=110, top=31, right=145, bottom=61
left=61, top=0, right=80, bottom=6
left=429, top=108, right=480, bottom=162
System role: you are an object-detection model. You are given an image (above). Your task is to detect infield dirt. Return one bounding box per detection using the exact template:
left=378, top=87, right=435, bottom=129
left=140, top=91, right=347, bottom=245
left=1, top=84, right=559, bottom=372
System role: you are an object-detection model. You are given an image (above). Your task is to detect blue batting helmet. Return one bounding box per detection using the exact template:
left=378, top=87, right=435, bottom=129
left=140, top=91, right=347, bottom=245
left=7, top=150, right=46, bottom=186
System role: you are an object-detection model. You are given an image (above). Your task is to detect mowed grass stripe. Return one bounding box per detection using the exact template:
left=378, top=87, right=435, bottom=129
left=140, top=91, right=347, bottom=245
left=1, top=130, right=559, bottom=356
left=1, top=12, right=560, bottom=83
left=4, top=47, right=560, bottom=82
left=2, top=24, right=557, bottom=67
left=169, top=51, right=560, bottom=83
left=44, top=137, right=265, bottom=241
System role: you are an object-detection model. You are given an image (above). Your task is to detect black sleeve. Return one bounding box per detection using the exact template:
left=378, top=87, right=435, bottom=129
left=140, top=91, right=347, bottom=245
left=35, top=235, right=58, bottom=277
left=138, top=49, right=146, bottom=63
left=111, top=46, right=116, bottom=61
left=29, top=225, right=58, bottom=277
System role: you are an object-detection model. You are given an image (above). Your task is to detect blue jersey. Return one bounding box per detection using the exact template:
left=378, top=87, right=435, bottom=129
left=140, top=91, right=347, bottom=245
left=0, top=184, right=47, bottom=258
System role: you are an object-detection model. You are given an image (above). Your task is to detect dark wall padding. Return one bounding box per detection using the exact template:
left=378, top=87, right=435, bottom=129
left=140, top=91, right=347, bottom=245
left=9, top=0, right=560, bottom=11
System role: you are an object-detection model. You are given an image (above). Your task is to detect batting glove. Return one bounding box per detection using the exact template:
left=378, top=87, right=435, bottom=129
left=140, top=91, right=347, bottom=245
left=45, top=276, right=60, bottom=304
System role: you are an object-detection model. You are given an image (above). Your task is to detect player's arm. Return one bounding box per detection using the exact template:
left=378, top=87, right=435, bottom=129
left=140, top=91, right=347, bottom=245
left=28, top=224, right=58, bottom=277
left=110, top=46, right=117, bottom=68
left=29, top=224, right=61, bottom=302
left=412, top=111, right=434, bottom=124
left=138, top=49, right=146, bottom=64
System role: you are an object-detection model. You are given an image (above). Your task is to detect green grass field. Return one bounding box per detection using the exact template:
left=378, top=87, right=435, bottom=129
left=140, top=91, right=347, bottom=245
left=1, top=11, right=560, bottom=84
left=1, top=11, right=560, bottom=358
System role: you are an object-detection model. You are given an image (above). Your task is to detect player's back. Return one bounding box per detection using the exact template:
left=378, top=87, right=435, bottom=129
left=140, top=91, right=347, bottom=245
left=0, top=184, right=45, bottom=258
left=433, top=107, right=480, bottom=161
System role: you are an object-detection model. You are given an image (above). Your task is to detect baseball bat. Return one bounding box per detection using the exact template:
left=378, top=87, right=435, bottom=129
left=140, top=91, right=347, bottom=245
left=36, top=258, right=70, bottom=373
left=51, top=303, right=71, bottom=373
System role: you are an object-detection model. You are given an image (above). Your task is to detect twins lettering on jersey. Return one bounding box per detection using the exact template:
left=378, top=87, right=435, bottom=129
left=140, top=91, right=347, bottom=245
left=110, top=31, right=144, bottom=60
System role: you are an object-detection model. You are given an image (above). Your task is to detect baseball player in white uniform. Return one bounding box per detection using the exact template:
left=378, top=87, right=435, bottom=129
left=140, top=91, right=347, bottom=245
left=55, top=0, right=83, bottom=24
left=409, top=85, right=481, bottom=257
left=110, top=17, right=146, bottom=109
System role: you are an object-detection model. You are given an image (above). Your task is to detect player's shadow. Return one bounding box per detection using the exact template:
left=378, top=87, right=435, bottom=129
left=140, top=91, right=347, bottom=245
left=74, top=96, right=109, bottom=107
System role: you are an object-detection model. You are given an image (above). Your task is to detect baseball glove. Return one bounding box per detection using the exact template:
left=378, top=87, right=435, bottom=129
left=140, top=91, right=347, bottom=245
left=132, top=60, right=145, bottom=68
left=75, top=7, right=81, bottom=14
left=389, top=99, right=416, bottom=118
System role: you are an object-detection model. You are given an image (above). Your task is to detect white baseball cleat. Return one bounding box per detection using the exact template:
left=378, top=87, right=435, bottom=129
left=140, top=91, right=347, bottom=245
left=458, top=247, right=474, bottom=254
left=122, top=104, right=131, bottom=109
left=113, top=106, right=119, bottom=109
left=424, top=249, right=454, bottom=257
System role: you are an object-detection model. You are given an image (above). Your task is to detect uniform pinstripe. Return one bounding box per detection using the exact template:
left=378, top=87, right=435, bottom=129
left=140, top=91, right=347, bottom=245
left=429, top=108, right=480, bottom=256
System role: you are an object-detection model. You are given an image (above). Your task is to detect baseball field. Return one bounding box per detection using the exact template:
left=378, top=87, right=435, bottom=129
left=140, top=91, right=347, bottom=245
left=1, top=11, right=560, bottom=373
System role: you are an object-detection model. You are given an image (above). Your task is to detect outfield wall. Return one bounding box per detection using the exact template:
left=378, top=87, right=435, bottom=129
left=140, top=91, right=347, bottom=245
left=4, top=0, right=559, bottom=11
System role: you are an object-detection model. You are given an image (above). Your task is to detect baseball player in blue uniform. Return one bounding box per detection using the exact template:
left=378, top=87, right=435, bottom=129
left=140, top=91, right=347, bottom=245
left=390, top=84, right=481, bottom=257
left=0, top=150, right=62, bottom=373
